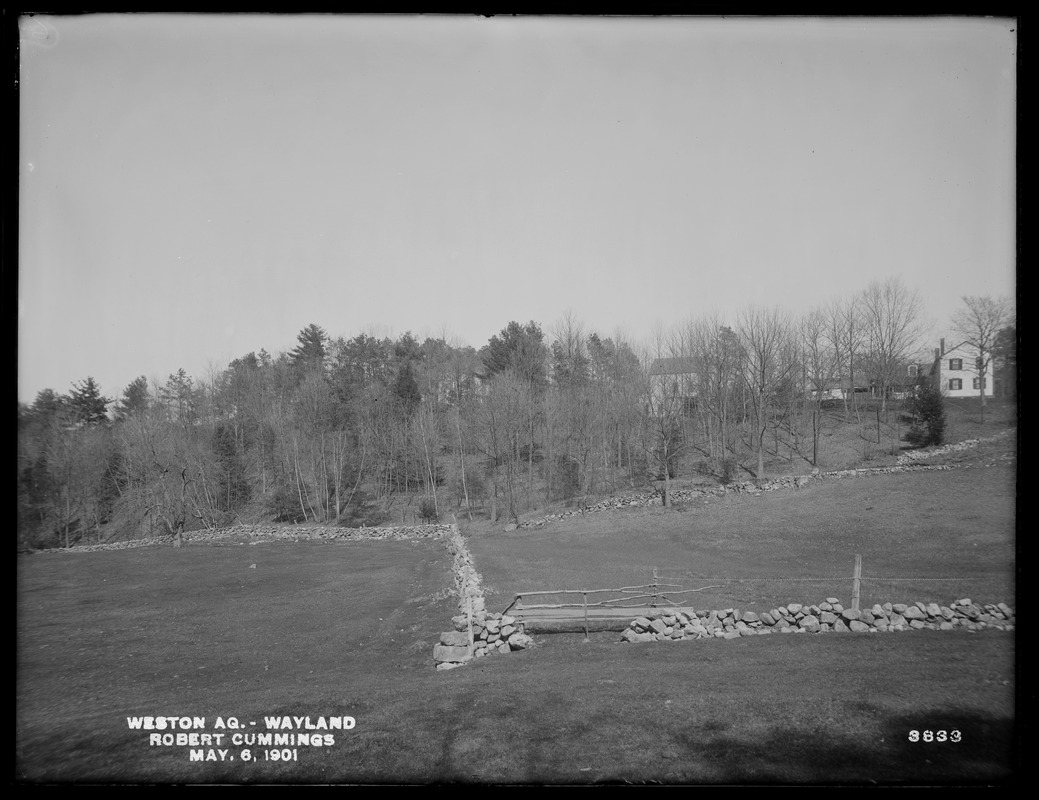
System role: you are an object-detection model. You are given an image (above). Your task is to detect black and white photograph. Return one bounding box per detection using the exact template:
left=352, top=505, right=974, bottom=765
left=16, top=13, right=1017, bottom=785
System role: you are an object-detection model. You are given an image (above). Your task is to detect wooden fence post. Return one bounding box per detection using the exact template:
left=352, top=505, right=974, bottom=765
left=466, top=596, right=474, bottom=657
left=852, top=554, right=862, bottom=612
left=583, top=592, right=589, bottom=641
left=652, top=567, right=659, bottom=608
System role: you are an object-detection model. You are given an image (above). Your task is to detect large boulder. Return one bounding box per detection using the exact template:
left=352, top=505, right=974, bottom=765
left=440, top=631, right=469, bottom=647
left=433, top=644, right=471, bottom=663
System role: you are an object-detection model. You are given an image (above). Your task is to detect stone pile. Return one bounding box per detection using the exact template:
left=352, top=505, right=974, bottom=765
left=620, top=598, right=1015, bottom=643
left=434, top=525, right=535, bottom=670
left=434, top=612, right=535, bottom=671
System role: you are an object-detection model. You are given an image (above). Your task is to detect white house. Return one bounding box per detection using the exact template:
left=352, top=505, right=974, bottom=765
left=647, top=357, right=697, bottom=414
left=932, top=339, right=993, bottom=399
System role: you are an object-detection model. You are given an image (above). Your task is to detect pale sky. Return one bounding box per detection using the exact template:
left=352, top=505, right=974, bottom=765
left=18, top=14, right=1017, bottom=404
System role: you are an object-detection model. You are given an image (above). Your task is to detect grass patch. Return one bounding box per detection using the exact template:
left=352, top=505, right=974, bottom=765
left=17, top=540, right=456, bottom=783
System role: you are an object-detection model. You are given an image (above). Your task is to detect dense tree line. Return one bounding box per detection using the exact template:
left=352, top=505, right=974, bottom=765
left=17, top=280, right=1014, bottom=548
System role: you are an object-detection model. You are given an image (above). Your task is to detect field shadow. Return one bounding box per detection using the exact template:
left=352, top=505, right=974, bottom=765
left=668, top=706, right=1016, bottom=785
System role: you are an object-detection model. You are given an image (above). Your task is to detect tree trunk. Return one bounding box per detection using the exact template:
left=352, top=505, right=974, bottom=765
left=979, top=361, right=987, bottom=423
left=455, top=410, right=471, bottom=521
left=812, top=408, right=819, bottom=466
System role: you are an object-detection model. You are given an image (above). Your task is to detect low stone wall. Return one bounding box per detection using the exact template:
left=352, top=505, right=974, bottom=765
left=516, top=464, right=956, bottom=529
left=619, top=598, right=1015, bottom=643
left=184, top=523, right=453, bottom=544
left=433, top=525, right=534, bottom=670
left=31, top=523, right=454, bottom=553
left=515, top=433, right=1014, bottom=530
left=896, top=431, right=1014, bottom=466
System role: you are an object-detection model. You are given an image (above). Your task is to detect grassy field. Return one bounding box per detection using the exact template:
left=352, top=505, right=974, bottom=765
left=469, top=462, right=1016, bottom=614
left=17, top=542, right=1016, bottom=785
left=17, top=422, right=1018, bottom=785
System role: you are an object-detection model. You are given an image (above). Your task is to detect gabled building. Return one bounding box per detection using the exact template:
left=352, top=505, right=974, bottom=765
left=647, top=357, right=697, bottom=414
left=931, top=338, right=993, bottom=399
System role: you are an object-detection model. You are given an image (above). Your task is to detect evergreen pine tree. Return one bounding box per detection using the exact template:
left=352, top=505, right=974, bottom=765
left=114, top=376, right=150, bottom=421
left=903, top=381, right=946, bottom=447
left=392, top=362, right=421, bottom=417
left=289, top=324, right=328, bottom=375
left=68, top=377, right=110, bottom=425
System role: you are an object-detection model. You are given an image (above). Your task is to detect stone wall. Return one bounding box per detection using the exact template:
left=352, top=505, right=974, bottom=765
left=515, top=432, right=1014, bottom=530
left=619, top=598, right=1015, bottom=643
left=895, top=431, right=1014, bottom=465
left=32, top=523, right=454, bottom=553
left=516, top=465, right=955, bottom=529
left=432, top=525, right=533, bottom=670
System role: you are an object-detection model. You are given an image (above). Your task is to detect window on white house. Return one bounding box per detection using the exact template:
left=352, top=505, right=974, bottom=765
left=949, top=359, right=962, bottom=371
left=973, top=377, right=986, bottom=390
left=949, top=379, right=962, bottom=390
left=908, top=364, right=919, bottom=377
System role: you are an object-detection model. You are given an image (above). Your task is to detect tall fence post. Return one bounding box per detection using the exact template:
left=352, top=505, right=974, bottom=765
left=582, top=592, right=589, bottom=641
left=851, top=554, right=862, bottom=612
left=652, top=567, right=659, bottom=608
left=466, top=596, right=474, bottom=658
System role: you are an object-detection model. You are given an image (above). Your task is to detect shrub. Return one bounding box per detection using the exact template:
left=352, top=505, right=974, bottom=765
left=902, top=383, right=947, bottom=447
left=336, top=490, right=389, bottom=528
left=265, top=484, right=308, bottom=523
left=418, top=497, right=439, bottom=523
left=555, top=455, right=581, bottom=499
left=719, top=458, right=738, bottom=484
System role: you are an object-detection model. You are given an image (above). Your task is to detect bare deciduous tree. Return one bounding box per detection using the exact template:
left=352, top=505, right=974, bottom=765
left=640, top=329, right=694, bottom=506
left=736, top=306, right=797, bottom=481
left=859, top=278, right=927, bottom=412
left=950, top=295, right=1015, bottom=421
left=800, top=307, right=842, bottom=465
left=826, top=294, right=867, bottom=420
left=686, top=315, right=742, bottom=478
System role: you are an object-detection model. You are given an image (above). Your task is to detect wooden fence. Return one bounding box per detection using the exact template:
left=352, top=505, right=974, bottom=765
left=502, top=556, right=980, bottom=635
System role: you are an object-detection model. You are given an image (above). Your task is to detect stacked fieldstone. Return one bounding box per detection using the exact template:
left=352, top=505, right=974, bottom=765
left=510, top=432, right=1015, bottom=532
left=34, top=523, right=454, bottom=553
left=516, top=464, right=962, bottom=529
left=620, top=598, right=1015, bottom=643
left=434, top=525, right=536, bottom=670
left=184, top=523, right=453, bottom=544
left=896, top=431, right=1014, bottom=466
left=434, top=612, right=535, bottom=672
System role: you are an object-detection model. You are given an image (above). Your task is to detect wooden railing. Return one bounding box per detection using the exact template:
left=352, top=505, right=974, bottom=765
left=502, top=574, right=724, bottom=637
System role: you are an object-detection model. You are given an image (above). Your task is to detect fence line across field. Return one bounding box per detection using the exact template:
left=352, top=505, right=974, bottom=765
left=503, top=556, right=983, bottom=636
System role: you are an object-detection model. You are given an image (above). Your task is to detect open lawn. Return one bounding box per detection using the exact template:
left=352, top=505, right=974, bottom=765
left=17, top=447, right=1018, bottom=784
left=17, top=540, right=457, bottom=783
left=16, top=540, right=1016, bottom=784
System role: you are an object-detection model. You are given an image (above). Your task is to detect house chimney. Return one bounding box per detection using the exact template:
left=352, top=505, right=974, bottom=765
left=934, top=347, right=940, bottom=360
left=940, top=338, right=945, bottom=356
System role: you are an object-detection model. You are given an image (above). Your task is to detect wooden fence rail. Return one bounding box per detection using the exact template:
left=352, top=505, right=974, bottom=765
left=500, top=556, right=981, bottom=634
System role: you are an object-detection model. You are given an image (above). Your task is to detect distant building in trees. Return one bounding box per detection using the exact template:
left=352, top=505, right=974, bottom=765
left=647, top=357, right=697, bottom=414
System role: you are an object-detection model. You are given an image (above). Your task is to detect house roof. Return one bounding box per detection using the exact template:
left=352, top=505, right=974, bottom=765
left=936, top=341, right=977, bottom=359
left=649, top=357, right=697, bottom=376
